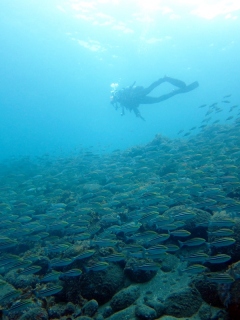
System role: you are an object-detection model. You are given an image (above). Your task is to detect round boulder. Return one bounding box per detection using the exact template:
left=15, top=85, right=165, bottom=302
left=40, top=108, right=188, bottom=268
left=110, top=285, right=140, bottom=312
left=164, top=287, right=202, bottom=318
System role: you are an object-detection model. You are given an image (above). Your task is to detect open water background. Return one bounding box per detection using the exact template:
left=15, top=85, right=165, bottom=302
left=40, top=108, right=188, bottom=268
left=0, top=0, right=240, bottom=159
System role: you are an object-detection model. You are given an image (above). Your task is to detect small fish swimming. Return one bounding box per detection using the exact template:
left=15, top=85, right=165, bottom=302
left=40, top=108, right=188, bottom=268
left=8, top=260, right=32, bottom=271
left=50, top=258, right=73, bottom=268
left=72, top=233, right=91, bottom=240
left=131, top=262, right=160, bottom=272
left=181, top=252, right=209, bottom=263
left=0, top=290, right=22, bottom=305
left=74, top=249, right=96, bottom=260
left=207, top=228, right=234, bottom=237
left=61, top=269, right=82, bottom=277
left=0, top=238, right=18, bottom=250
left=170, top=230, right=191, bottom=237
left=91, top=238, right=118, bottom=247
left=47, top=243, right=70, bottom=253
left=85, top=261, right=109, bottom=272
left=165, top=244, right=179, bottom=252
left=35, top=285, right=63, bottom=297
left=40, top=271, right=61, bottom=283
left=144, top=245, right=168, bottom=256
left=100, top=253, right=125, bottom=262
left=178, top=129, right=184, bottom=134
left=209, top=219, right=235, bottom=228
left=206, top=273, right=235, bottom=284
left=178, top=237, right=206, bottom=248
left=222, top=100, right=230, bottom=103
left=181, top=264, right=207, bottom=274
left=19, top=265, right=42, bottom=275
left=210, top=237, right=236, bottom=248
left=173, top=212, right=196, bottom=221
left=3, top=299, right=34, bottom=316
left=207, top=254, right=231, bottom=264
left=148, top=234, right=170, bottom=245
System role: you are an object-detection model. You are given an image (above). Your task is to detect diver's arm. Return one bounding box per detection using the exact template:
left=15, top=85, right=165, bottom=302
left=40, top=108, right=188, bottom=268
left=133, top=107, right=145, bottom=121
left=111, top=101, right=119, bottom=110
left=129, top=81, right=136, bottom=88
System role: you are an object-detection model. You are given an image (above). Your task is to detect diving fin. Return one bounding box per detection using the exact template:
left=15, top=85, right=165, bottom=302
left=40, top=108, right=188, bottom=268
left=179, top=81, right=199, bottom=93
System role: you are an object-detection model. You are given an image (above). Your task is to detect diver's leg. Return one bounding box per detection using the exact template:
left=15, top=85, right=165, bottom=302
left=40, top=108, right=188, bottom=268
left=141, top=92, right=178, bottom=104
left=143, top=76, right=187, bottom=95
left=142, top=78, right=166, bottom=95
left=140, top=81, right=199, bottom=104
left=164, top=76, right=187, bottom=89
left=176, top=81, right=199, bottom=93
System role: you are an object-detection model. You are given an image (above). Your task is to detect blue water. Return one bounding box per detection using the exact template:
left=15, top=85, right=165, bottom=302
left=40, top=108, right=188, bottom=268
left=0, top=0, right=240, bottom=159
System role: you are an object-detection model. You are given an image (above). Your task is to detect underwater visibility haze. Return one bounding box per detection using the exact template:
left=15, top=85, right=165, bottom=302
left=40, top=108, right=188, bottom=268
left=0, top=0, right=240, bottom=158
left=1, top=1, right=240, bottom=320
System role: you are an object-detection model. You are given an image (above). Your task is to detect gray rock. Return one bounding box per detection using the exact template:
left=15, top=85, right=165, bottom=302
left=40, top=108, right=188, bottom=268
left=160, top=254, right=179, bottom=273
left=19, top=307, right=48, bottom=320
left=193, top=276, right=223, bottom=307
left=213, top=310, right=229, bottom=320
left=48, top=303, right=69, bottom=318
left=110, top=285, right=140, bottom=312
left=82, top=299, right=98, bottom=317
left=164, top=206, right=212, bottom=231
left=102, top=306, right=113, bottom=318
left=157, top=317, right=180, bottom=320
left=228, top=219, right=240, bottom=261
left=5, top=272, right=37, bottom=289
left=48, top=302, right=76, bottom=318
left=199, top=304, right=212, bottom=320
left=135, top=304, right=157, bottom=320
left=64, top=302, right=76, bottom=315
left=124, top=260, right=158, bottom=283
left=105, top=305, right=136, bottom=320
left=78, top=264, right=124, bottom=304
left=145, top=299, right=165, bottom=317
left=164, top=287, right=202, bottom=317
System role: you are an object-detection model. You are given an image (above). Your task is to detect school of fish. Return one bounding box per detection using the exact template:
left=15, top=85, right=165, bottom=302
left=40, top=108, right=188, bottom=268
left=0, top=96, right=240, bottom=318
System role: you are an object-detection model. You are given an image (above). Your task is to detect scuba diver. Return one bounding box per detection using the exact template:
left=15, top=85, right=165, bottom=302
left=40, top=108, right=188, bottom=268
left=110, top=76, right=199, bottom=121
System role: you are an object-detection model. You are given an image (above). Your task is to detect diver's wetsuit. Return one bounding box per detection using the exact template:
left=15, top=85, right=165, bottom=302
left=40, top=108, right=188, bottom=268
left=111, top=76, right=199, bottom=120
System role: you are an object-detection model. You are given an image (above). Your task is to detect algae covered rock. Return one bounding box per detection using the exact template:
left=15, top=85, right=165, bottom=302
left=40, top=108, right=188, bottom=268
left=102, top=306, right=113, bottom=318
left=164, top=286, right=202, bottom=317
left=192, top=276, right=223, bottom=307
left=105, top=305, right=136, bottom=320
left=82, top=299, right=98, bottom=317
left=198, top=304, right=212, bottom=320
left=4, top=272, right=37, bottom=289
left=124, top=259, right=158, bottom=283
left=48, top=302, right=76, bottom=318
left=67, top=264, right=124, bottom=305
left=145, top=298, right=165, bottom=318
left=18, top=307, right=48, bottom=320
left=135, top=304, right=157, bottom=319
left=160, top=254, right=179, bottom=273
left=110, top=285, right=140, bottom=312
